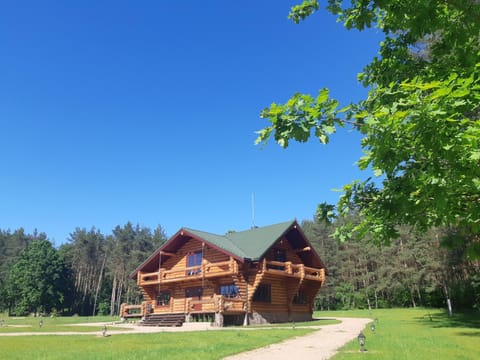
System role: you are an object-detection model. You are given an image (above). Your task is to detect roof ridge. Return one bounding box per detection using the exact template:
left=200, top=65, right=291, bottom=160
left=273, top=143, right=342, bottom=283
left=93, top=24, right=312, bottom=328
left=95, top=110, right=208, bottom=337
left=183, top=227, right=248, bottom=258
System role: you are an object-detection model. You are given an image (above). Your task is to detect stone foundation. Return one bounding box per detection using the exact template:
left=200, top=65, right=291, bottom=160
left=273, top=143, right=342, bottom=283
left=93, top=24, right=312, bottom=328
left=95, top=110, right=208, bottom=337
left=248, top=311, right=312, bottom=325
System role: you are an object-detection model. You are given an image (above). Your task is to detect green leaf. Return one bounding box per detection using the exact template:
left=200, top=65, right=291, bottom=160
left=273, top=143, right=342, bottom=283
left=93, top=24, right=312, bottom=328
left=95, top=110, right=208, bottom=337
left=470, top=151, right=480, bottom=161
left=316, top=88, right=329, bottom=104
left=322, top=124, right=336, bottom=134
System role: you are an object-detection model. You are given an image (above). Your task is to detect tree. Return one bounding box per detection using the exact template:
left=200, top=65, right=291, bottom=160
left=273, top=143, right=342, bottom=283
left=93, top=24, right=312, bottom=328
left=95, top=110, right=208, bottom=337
left=6, top=238, right=72, bottom=315
left=60, top=227, right=107, bottom=315
left=256, top=0, right=480, bottom=257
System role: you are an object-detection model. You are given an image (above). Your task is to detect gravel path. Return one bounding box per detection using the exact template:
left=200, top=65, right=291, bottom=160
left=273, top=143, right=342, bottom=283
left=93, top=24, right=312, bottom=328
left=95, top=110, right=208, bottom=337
left=223, top=317, right=372, bottom=360
left=0, top=317, right=372, bottom=359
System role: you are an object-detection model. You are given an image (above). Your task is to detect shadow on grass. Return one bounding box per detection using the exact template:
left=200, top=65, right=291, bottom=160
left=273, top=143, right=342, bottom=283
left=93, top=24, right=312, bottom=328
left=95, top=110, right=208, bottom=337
left=455, top=331, right=480, bottom=337
left=416, top=310, right=480, bottom=330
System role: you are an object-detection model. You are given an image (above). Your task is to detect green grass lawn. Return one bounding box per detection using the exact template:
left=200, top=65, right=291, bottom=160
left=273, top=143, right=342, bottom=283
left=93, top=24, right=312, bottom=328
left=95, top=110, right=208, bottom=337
left=316, top=308, right=480, bottom=360
left=0, top=315, right=129, bottom=333
left=0, top=328, right=313, bottom=360
left=1, top=309, right=478, bottom=359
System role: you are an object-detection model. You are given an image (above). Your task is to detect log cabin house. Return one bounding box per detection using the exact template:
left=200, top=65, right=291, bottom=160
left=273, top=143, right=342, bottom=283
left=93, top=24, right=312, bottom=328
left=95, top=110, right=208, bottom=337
left=126, top=220, right=326, bottom=326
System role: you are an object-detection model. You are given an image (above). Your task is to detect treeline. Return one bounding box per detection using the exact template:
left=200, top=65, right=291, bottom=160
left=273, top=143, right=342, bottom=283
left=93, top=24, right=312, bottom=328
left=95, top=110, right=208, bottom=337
left=302, top=219, right=480, bottom=312
left=1, top=218, right=479, bottom=316
left=0, top=223, right=167, bottom=316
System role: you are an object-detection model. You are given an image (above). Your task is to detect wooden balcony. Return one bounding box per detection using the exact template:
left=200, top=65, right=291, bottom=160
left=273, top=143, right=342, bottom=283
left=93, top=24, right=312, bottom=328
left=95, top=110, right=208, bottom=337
left=138, top=258, right=239, bottom=286
left=186, top=295, right=245, bottom=314
left=262, top=260, right=325, bottom=282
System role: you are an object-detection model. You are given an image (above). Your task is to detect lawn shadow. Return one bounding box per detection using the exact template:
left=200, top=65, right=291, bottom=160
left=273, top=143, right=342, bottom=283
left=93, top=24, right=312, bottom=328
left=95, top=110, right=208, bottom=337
left=415, top=310, right=480, bottom=330
left=455, top=331, right=480, bottom=337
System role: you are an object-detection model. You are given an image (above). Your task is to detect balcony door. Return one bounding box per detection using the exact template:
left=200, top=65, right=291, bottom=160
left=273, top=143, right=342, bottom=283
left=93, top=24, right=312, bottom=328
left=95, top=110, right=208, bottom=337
left=186, top=286, right=203, bottom=311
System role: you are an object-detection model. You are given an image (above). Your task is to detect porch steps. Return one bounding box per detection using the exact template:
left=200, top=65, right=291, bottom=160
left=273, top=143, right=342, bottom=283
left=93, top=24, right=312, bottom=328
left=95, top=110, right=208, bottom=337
left=141, top=313, right=185, bottom=327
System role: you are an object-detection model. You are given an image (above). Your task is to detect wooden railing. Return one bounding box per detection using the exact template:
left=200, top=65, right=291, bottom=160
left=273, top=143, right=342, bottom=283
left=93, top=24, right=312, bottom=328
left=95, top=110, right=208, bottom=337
left=264, top=260, right=325, bottom=282
left=138, top=258, right=238, bottom=286
left=120, top=303, right=144, bottom=318
left=138, top=258, right=324, bottom=287
left=186, top=295, right=245, bottom=314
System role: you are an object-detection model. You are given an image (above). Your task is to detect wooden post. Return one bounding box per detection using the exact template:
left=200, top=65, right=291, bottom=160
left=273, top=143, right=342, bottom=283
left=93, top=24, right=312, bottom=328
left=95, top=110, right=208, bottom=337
left=286, top=261, right=292, bottom=274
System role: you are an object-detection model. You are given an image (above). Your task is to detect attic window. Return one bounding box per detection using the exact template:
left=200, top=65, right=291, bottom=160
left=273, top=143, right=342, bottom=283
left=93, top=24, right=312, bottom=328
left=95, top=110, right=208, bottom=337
left=274, top=249, right=286, bottom=262
left=186, top=251, right=202, bottom=275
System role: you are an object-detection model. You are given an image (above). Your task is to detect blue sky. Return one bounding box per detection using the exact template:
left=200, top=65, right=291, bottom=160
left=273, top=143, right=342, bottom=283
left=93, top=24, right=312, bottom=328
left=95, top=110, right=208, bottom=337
left=0, top=1, right=382, bottom=244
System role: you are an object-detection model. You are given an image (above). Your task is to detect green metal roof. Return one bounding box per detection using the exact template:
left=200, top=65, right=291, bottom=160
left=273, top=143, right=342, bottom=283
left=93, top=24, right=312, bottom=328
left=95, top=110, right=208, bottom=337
left=184, top=220, right=295, bottom=261
left=182, top=228, right=249, bottom=259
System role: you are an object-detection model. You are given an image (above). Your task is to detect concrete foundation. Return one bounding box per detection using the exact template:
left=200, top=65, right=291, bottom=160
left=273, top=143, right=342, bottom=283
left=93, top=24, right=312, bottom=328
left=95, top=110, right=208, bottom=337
left=248, top=311, right=312, bottom=325
left=214, top=312, right=224, bottom=327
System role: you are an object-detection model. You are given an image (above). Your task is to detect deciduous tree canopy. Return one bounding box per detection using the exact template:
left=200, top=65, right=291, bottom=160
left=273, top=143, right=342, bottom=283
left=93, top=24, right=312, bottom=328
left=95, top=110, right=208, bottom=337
left=6, top=238, right=72, bottom=315
left=256, top=0, right=480, bottom=257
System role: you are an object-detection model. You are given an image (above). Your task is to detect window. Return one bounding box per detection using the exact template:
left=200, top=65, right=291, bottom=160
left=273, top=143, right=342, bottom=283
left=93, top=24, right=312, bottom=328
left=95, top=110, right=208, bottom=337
left=252, top=284, right=271, bottom=302
left=185, top=287, right=203, bottom=300
left=220, top=284, right=239, bottom=298
left=293, top=291, right=307, bottom=305
left=270, top=248, right=287, bottom=270
left=187, top=251, right=202, bottom=275
left=274, top=248, right=287, bottom=262
left=157, top=291, right=171, bottom=306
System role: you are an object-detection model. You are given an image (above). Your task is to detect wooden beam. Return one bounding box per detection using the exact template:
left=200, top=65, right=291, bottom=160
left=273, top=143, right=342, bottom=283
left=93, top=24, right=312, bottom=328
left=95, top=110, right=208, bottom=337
left=294, top=246, right=311, bottom=253
left=160, top=251, right=176, bottom=257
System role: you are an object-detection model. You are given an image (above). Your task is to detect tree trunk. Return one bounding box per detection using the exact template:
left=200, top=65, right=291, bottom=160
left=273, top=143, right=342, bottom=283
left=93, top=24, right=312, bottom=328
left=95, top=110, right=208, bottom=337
left=410, top=287, right=416, bottom=308
left=110, top=273, right=117, bottom=316
left=92, top=254, right=106, bottom=316
left=443, top=284, right=453, bottom=316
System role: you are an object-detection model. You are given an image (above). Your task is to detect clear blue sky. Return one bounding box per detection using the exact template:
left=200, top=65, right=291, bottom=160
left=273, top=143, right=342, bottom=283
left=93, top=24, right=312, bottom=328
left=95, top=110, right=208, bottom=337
left=0, top=1, right=382, bottom=244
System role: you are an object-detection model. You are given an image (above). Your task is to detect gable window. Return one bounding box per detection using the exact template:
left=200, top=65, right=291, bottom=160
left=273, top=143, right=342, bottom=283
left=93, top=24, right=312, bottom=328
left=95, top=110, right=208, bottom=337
left=220, top=284, right=239, bottom=298
left=157, top=291, right=171, bottom=306
left=252, top=284, right=271, bottom=303
left=269, top=248, right=287, bottom=270
left=187, top=251, right=202, bottom=275
left=274, top=248, right=287, bottom=262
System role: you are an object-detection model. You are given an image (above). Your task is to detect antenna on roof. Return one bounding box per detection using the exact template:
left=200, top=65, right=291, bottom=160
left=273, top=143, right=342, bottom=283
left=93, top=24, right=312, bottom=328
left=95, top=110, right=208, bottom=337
left=251, top=193, right=257, bottom=228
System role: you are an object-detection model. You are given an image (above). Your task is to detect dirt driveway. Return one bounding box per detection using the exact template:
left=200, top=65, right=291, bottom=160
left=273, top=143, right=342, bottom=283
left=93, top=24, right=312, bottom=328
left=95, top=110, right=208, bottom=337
left=223, top=317, right=372, bottom=360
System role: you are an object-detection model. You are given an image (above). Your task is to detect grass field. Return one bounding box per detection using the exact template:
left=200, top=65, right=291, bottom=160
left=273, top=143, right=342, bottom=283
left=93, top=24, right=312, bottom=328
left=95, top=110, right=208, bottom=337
left=0, top=314, right=314, bottom=359
left=316, top=308, right=480, bottom=360
left=1, top=309, right=478, bottom=359
left=0, top=315, right=129, bottom=333
left=0, top=328, right=313, bottom=360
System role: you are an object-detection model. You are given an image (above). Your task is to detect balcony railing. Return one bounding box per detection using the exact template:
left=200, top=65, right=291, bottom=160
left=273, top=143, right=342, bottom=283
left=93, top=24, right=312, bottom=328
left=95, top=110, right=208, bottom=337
left=186, top=295, right=245, bottom=314
left=138, top=258, right=324, bottom=287
left=263, top=260, right=325, bottom=282
left=138, top=258, right=238, bottom=286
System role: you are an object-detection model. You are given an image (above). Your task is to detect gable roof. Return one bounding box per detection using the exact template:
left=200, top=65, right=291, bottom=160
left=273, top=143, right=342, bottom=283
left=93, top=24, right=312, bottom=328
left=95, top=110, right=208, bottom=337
left=130, top=220, right=324, bottom=279
left=224, top=220, right=295, bottom=260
